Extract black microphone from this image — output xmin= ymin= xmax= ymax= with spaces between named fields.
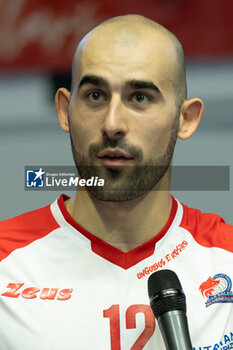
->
xmin=148 ymin=269 xmax=192 ymax=350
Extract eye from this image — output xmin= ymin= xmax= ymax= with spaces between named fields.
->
xmin=87 ymin=91 xmax=105 ymax=102
xmin=131 ymin=92 xmax=151 ymax=103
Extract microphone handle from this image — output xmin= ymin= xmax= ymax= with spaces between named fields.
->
xmin=157 ymin=310 xmax=193 ymax=350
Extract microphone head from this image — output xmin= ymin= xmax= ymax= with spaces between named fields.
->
xmin=148 ymin=269 xmax=186 ymax=318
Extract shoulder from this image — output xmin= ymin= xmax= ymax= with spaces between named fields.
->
xmin=0 ymin=203 xmax=60 ymax=262
xmin=0 ymin=203 xmax=59 ymax=233
xmin=179 ymin=201 xmax=233 ymax=252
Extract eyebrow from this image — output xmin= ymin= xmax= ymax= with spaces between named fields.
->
xmin=125 ymin=80 xmax=161 ymax=94
xmin=78 ymin=75 xmax=109 ymax=90
xmin=78 ymin=75 xmax=161 ymax=94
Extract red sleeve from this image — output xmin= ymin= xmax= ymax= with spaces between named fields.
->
xmin=0 ymin=205 xmax=60 ymax=262
xmin=180 ymin=203 xmax=233 ymax=253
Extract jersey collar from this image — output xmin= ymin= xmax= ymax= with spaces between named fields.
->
xmin=57 ymin=194 xmax=178 ymax=269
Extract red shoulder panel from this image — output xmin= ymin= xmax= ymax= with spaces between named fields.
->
xmin=0 ymin=205 xmax=60 ymax=262
xmin=180 ymin=203 xmax=233 ymax=253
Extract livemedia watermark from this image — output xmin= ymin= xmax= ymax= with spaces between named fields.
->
xmin=25 ymin=165 xmax=230 ymax=191
xmin=25 ymin=166 xmax=104 ymax=191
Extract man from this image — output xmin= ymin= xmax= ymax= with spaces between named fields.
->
xmin=0 ymin=14 xmax=232 ymax=350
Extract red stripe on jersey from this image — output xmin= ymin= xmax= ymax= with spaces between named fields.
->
xmin=0 ymin=206 xmax=60 ymax=262
xmin=180 ymin=203 xmax=233 ymax=253
xmin=58 ymin=194 xmax=178 ymax=269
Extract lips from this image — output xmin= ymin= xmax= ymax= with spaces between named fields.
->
xmin=98 ymin=149 xmax=132 ymax=159
xmin=97 ymin=149 xmax=133 ymax=167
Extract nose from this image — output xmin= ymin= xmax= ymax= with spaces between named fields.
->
xmin=101 ymin=95 xmax=128 ymax=139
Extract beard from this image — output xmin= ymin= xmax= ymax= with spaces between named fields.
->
xmin=69 ymin=112 xmax=180 ymax=202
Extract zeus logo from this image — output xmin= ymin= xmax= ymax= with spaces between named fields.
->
xmin=1 ymin=283 xmax=73 ymax=301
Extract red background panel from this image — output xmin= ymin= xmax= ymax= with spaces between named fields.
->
xmin=0 ymin=0 xmax=232 ymax=72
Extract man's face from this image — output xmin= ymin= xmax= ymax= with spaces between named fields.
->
xmin=68 ymin=27 xmax=180 ymax=201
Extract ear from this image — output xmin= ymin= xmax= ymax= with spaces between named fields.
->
xmin=55 ymin=88 xmax=71 ymax=133
xmin=177 ymin=98 xmax=204 ymax=140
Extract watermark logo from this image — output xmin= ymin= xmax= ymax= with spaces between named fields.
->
xmin=25 ymin=166 xmax=105 ymax=191
xmin=26 ymin=168 xmax=45 ymax=188
xmin=25 ymin=165 xmax=229 ymax=191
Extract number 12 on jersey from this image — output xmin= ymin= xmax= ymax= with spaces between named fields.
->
xmin=103 ymin=304 xmax=156 ymax=349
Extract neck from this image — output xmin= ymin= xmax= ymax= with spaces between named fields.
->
xmin=65 ymin=175 xmax=172 ymax=252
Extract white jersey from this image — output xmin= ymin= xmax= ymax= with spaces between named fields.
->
xmin=0 ymin=194 xmax=232 ymax=350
